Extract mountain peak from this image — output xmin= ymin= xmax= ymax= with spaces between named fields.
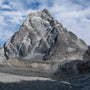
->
xmin=0 ymin=9 xmax=90 ymax=78
xmin=3 ymin=9 xmax=87 ymax=60
xmin=42 ymin=9 xmax=53 ymax=17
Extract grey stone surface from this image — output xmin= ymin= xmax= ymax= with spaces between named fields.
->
xmin=0 ymin=73 xmax=90 ymax=90
xmin=0 ymin=9 xmax=89 ymax=78
xmin=0 ymin=9 xmax=89 ymax=77
xmin=3 ymin=9 xmax=88 ymax=60
xmin=0 ymin=9 xmax=90 ymax=90
xmin=85 ymin=46 xmax=90 ymax=56
xmin=0 ymin=47 xmax=5 ymax=61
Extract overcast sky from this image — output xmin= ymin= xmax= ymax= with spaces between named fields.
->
xmin=0 ymin=0 xmax=90 ymax=46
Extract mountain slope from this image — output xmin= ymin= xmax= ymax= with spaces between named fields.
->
xmin=4 ymin=9 xmax=88 ymax=60
xmin=0 ymin=9 xmax=89 ymax=78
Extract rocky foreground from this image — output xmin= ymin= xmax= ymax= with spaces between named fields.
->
xmin=0 ymin=72 xmax=90 ymax=90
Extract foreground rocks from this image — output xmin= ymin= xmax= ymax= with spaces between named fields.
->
xmin=0 ymin=72 xmax=90 ymax=90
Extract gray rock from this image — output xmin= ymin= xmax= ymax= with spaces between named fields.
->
xmin=83 ymin=45 xmax=90 ymax=60
xmin=0 ymin=47 xmax=5 ymax=61
xmin=0 ymin=72 xmax=90 ymax=90
xmin=85 ymin=46 xmax=90 ymax=56
xmin=0 ymin=9 xmax=90 ymax=90
xmin=3 ymin=9 xmax=88 ymax=60
xmin=0 ymin=9 xmax=89 ymax=78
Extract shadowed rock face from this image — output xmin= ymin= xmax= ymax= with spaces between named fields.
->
xmin=3 ymin=9 xmax=88 ymax=60
xmin=85 ymin=46 xmax=90 ymax=56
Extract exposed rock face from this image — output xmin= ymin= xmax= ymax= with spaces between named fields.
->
xmin=0 ymin=9 xmax=89 ymax=78
xmin=77 ymin=61 xmax=90 ymax=74
xmin=0 ymin=47 xmax=5 ymax=61
xmin=0 ymin=9 xmax=90 ymax=90
xmin=86 ymin=46 xmax=90 ymax=56
xmin=4 ymin=9 xmax=88 ymax=60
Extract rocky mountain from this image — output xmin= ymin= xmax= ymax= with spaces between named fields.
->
xmin=0 ymin=9 xmax=90 ymax=78
xmin=4 ymin=9 xmax=88 ymax=61
xmin=0 ymin=9 xmax=90 ymax=90
xmin=0 ymin=47 xmax=5 ymax=61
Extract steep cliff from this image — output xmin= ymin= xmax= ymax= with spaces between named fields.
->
xmin=0 ymin=9 xmax=89 ymax=78
xmin=4 ymin=9 xmax=88 ymax=60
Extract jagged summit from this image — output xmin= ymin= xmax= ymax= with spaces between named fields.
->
xmin=0 ymin=9 xmax=90 ymax=78
xmin=3 ymin=9 xmax=87 ymax=60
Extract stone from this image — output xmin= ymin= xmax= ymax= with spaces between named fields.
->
xmin=85 ymin=45 xmax=90 ymax=56
xmin=0 ymin=9 xmax=89 ymax=78
xmin=0 ymin=47 xmax=5 ymax=61
xmin=3 ymin=9 xmax=88 ymax=61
